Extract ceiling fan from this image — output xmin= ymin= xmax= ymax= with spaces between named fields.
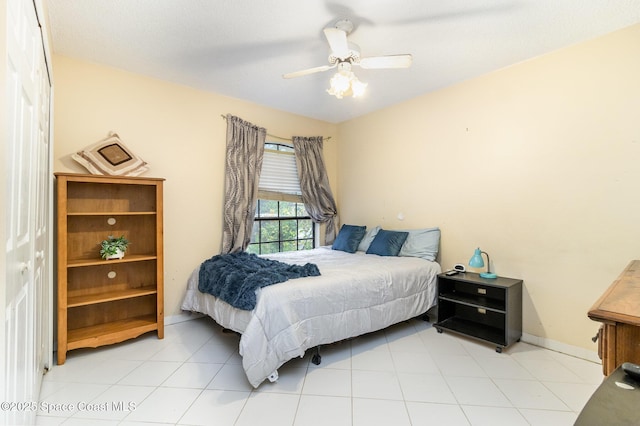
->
xmin=283 ymin=19 xmax=412 ymax=98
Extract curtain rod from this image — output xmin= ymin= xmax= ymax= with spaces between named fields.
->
xmin=220 ymin=114 xmax=331 ymax=141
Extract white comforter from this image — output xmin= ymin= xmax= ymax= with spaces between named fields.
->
xmin=181 ymin=247 xmax=441 ymax=387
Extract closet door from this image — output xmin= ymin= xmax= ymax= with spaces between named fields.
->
xmin=3 ymin=0 xmax=52 ymax=424
xmin=33 ymin=32 xmax=52 ymax=385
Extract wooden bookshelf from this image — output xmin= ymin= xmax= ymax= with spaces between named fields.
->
xmin=55 ymin=173 xmax=164 ymax=364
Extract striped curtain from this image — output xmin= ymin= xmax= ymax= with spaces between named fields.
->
xmin=221 ymin=115 xmax=266 ymax=253
xmin=292 ymin=136 xmax=339 ymax=244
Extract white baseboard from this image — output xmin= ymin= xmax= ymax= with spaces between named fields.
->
xmin=521 ymin=332 xmax=601 ymax=364
xmin=165 ymin=311 xmax=204 ymax=326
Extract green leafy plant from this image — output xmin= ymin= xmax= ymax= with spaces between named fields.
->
xmin=100 ymin=235 xmax=130 ymax=259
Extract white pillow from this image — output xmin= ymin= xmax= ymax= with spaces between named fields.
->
xmin=72 ymin=132 xmax=149 ymax=176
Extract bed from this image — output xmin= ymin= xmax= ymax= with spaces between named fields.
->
xmin=181 ymin=227 xmax=441 ymax=388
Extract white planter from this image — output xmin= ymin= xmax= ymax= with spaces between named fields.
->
xmin=106 ymin=248 xmax=125 ymax=260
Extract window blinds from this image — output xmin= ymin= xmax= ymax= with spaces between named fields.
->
xmin=259 ymin=149 xmax=302 ymax=196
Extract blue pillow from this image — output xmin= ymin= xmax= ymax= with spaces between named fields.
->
xmin=332 ymin=225 xmax=367 ymax=253
xmin=366 ymin=229 xmax=409 ymax=256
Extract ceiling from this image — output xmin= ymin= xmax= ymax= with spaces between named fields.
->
xmin=46 ymin=0 xmax=640 ymax=124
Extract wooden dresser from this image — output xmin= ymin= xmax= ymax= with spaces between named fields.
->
xmin=588 ymin=260 xmax=640 ymax=375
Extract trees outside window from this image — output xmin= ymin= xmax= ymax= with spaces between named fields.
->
xmin=247 ymin=200 xmax=314 ymax=254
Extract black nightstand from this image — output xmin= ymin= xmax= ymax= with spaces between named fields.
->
xmin=435 ymin=272 xmax=522 ymax=352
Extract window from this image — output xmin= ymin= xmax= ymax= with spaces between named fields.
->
xmin=247 ymin=200 xmax=314 ymax=254
xmin=246 ymin=143 xmax=315 ymax=254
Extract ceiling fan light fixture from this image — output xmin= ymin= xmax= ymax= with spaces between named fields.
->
xmin=351 ymin=78 xmax=367 ymax=97
xmin=285 ymin=19 xmax=410 ymax=99
xmin=327 ymin=67 xmax=367 ymax=99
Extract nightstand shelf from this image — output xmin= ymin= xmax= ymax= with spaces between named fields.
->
xmin=436 ymin=317 xmax=505 ymax=345
xmin=435 ymin=272 xmax=522 ymax=352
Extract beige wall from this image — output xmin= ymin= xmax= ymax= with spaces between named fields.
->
xmin=53 ymin=23 xmax=640 ymax=356
xmin=337 ymin=24 xmax=640 ymax=352
xmin=52 ymin=55 xmax=338 ymax=317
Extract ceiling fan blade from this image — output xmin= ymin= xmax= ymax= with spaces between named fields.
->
xmin=359 ymin=54 xmax=413 ymax=69
xmin=323 ymin=27 xmax=349 ymax=58
xmin=283 ymin=64 xmax=335 ymax=79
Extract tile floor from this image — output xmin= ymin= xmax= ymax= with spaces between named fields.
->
xmin=36 ymin=317 xmax=603 ymax=425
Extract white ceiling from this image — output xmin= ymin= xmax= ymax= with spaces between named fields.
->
xmin=46 ymin=0 xmax=640 ymax=124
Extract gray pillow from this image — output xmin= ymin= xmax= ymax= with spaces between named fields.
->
xmin=357 ymin=225 xmax=381 ymax=252
xmin=398 ymin=227 xmax=441 ymax=261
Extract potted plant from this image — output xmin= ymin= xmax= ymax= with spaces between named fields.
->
xmin=100 ymin=235 xmax=130 ymax=260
